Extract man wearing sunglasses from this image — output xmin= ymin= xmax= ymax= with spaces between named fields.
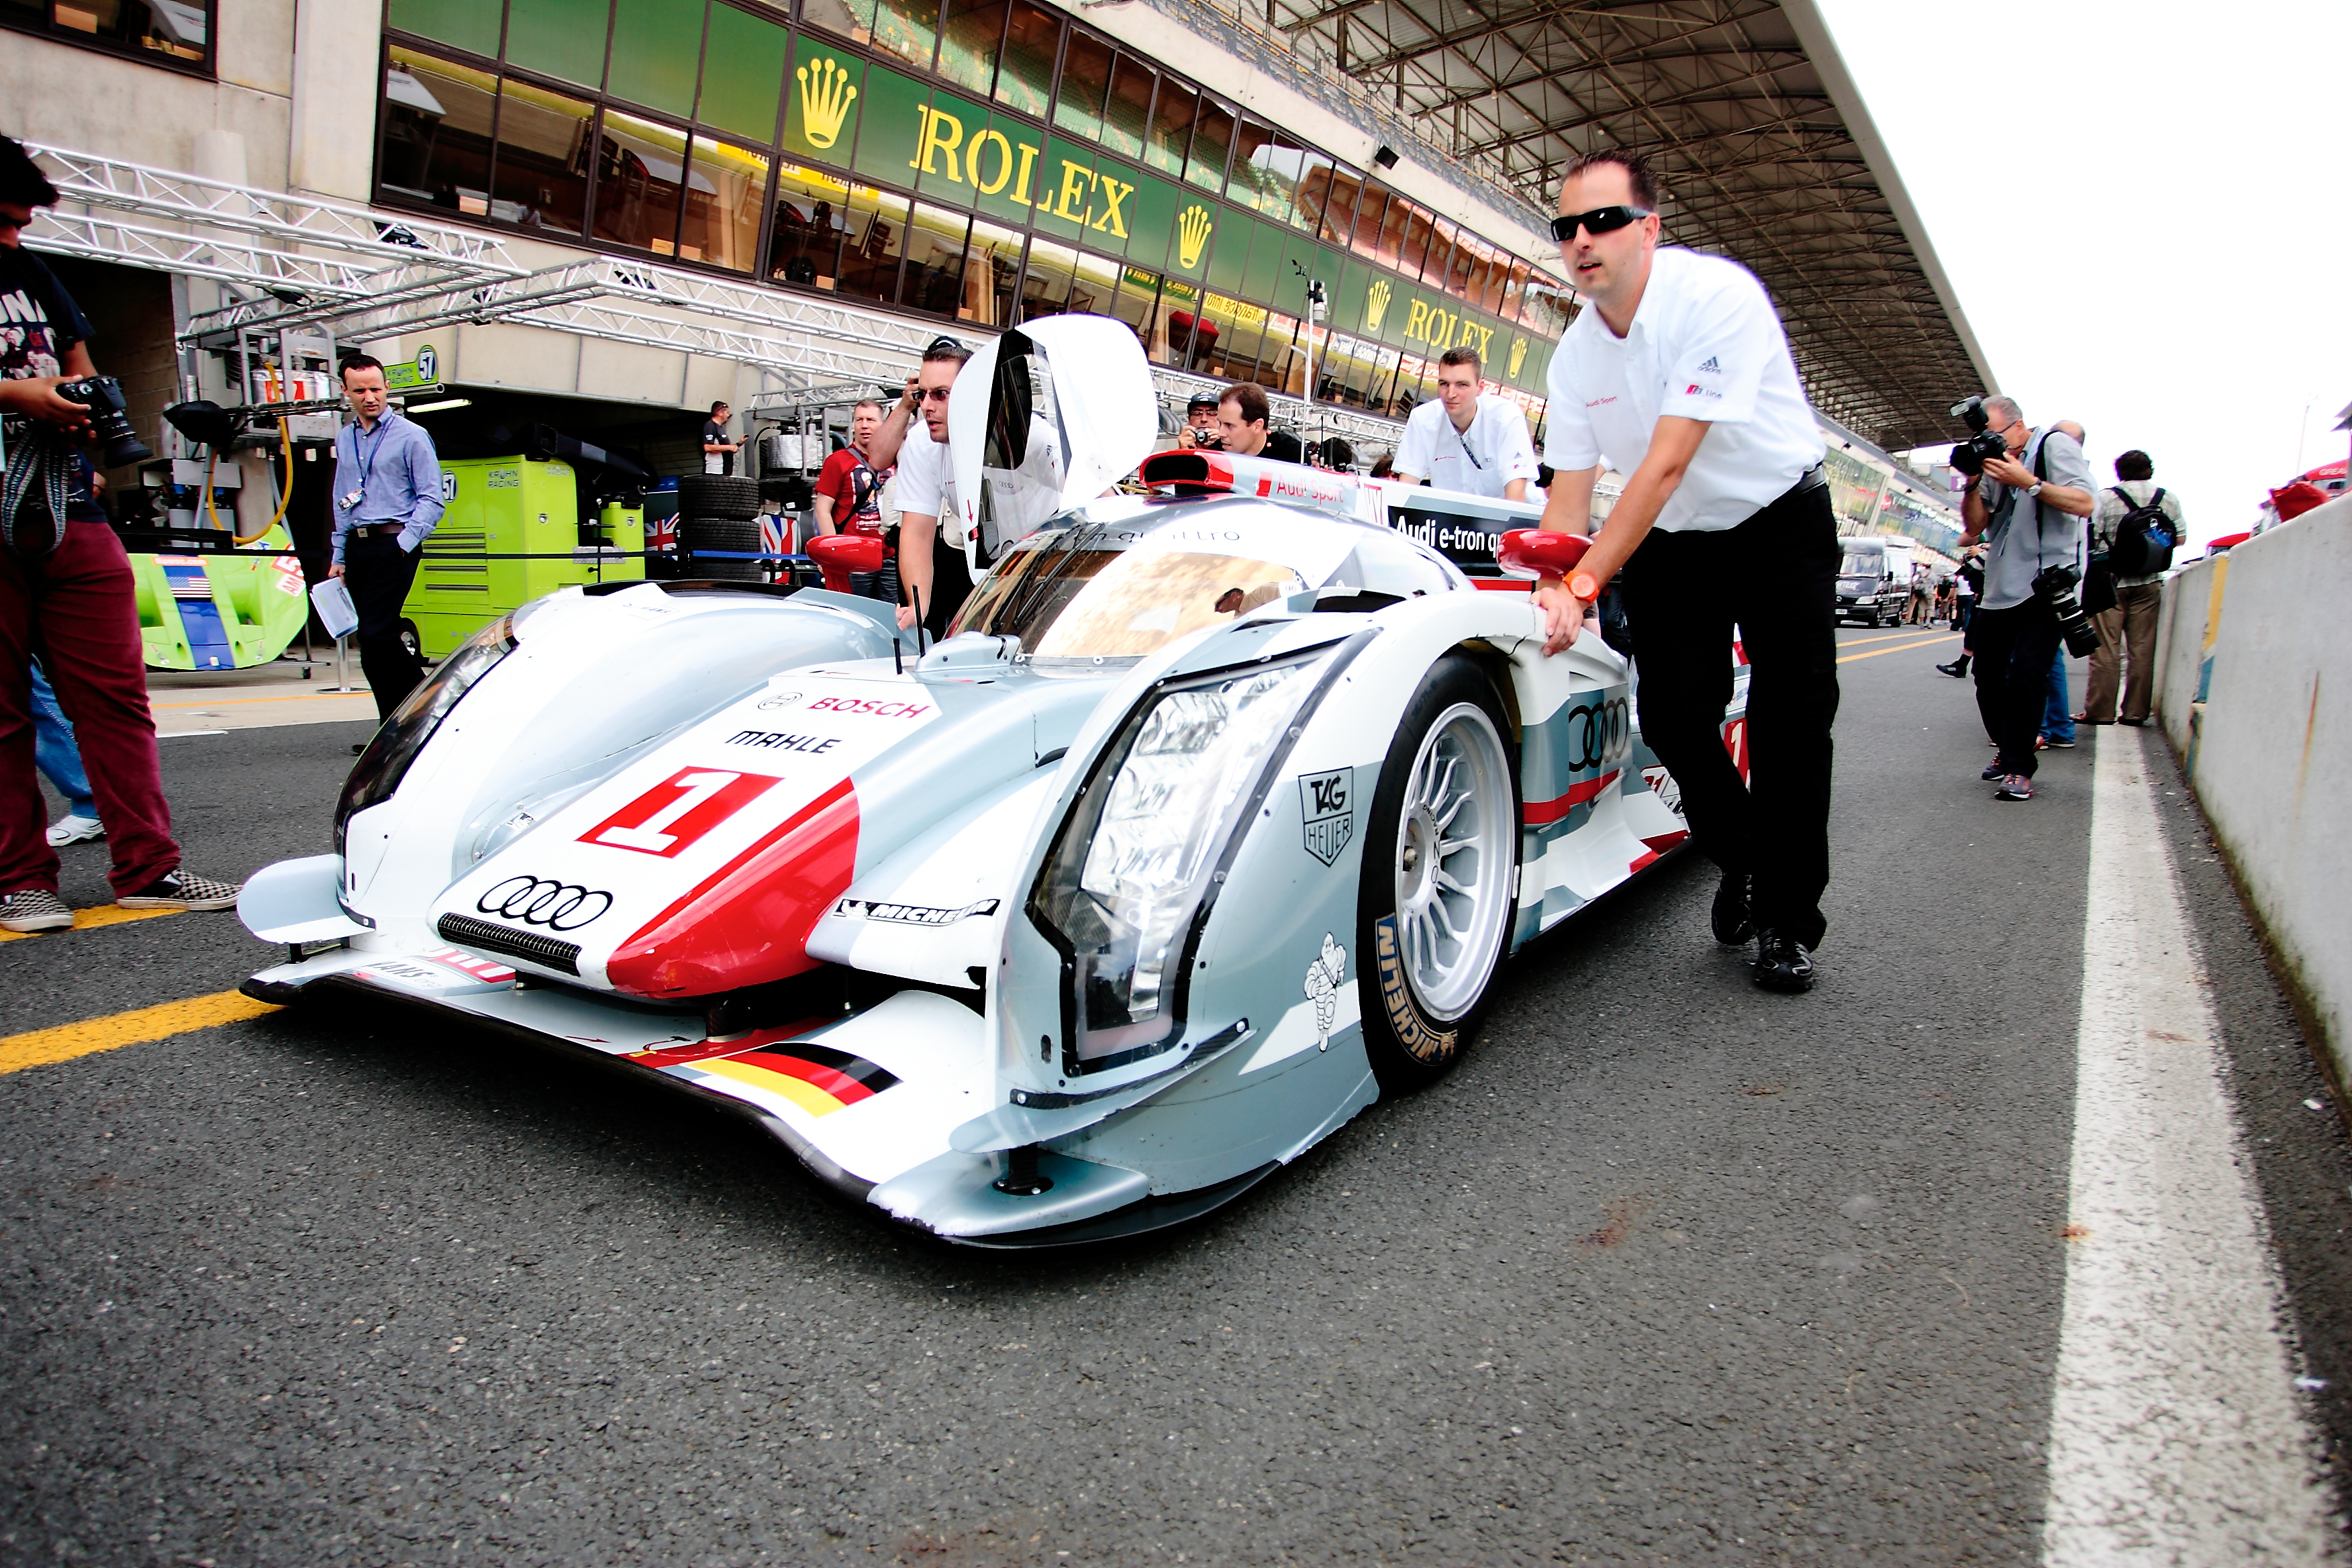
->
xmin=1528 ymin=148 xmax=1836 ymax=994
xmin=867 ymin=337 xmax=975 ymax=639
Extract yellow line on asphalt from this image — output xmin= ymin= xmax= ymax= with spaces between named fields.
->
xmin=0 ymin=989 xmax=279 ymax=1075
xmin=1839 ymin=625 xmax=1959 ymax=647
xmin=1839 ymin=633 xmax=1960 ymax=664
xmin=0 ymin=905 xmax=183 ymax=944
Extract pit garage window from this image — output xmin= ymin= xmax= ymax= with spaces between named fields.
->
xmin=3 ymin=0 xmax=211 ymax=75
xmin=957 ymin=538 xmax=1304 ymax=663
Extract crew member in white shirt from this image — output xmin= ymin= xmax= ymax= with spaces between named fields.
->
xmin=871 ymin=338 xmax=975 ymax=639
xmin=1392 ymin=347 xmax=1539 ymax=500
xmin=1528 ymin=148 xmax=1836 ymax=994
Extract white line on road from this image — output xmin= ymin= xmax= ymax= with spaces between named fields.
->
xmin=2043 ymin=728 xmax=2340 ymax=1563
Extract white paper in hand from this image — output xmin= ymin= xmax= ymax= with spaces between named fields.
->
xmin=310 ymin=575 xmax=359 ymax=639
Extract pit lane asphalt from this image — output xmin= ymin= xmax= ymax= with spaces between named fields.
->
xmin=5 ymin=632 xmax=2349 ymax=1567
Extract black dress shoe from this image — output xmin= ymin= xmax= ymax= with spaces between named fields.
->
xmin=1753 ymin=929 xmax=1816 ymax=993
xmin=1712 ymin=870 xmax=1756 ymax=945
xmin=1936 ymin=656 xmax=1971 ymax=679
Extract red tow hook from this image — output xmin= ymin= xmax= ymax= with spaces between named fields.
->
xmin=806 ymin=532 xmax=886 ymax=595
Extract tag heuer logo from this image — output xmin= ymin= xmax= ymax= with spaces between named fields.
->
xmin=1299 ymin=769 xmax=1354 ymax=866
xmin=1696 ymin=356 xmax=1720 ymax=373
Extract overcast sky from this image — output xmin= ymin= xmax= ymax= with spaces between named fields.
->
xmin=1817 ymin=0 xmax=2351 ymax=548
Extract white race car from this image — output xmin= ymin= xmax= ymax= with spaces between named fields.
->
xmin=238 ymin=317 xmax=1745 ymax=1245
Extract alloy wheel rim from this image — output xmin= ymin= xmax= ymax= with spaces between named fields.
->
xmin=1391 ymin=702 xmax=1512 ymax=1020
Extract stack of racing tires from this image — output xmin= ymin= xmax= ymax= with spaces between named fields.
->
xmin=677 ymin=475 xmax=765 ymax=581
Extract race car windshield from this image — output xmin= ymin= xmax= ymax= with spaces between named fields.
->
xmin=956 ymin=532 xmax=1304 ymax=663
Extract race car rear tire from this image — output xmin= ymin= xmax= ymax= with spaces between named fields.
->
xmin=1356 ymin=652 xmax=1519 ymax=1093
xmin=678 ymin=474 xmax=762 ymax=520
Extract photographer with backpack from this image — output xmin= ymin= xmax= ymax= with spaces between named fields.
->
xmin=2080 ymin=450 xmax=2181 ymax=728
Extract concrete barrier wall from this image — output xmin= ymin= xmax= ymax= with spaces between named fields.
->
xmin=2152 ymin=495 xmax=2351 ymax=1082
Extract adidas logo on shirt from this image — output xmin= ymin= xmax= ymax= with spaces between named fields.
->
xmin=1696 ymin=356 xmax=1721 ymax=373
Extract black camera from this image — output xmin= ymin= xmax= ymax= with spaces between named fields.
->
xmin=1947 ymin=395 xmax=2008 ymax=478
xmin=56 ymin=375 xmax=154 ymax=467
xmin=2033 ymin=562 xmax=2102 ymax=658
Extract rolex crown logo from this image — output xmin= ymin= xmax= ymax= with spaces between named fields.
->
xmin=1176 ymin=204 xmax=1214 ymax=270
xmin=1508 ymin=336 xmax=1528 ymax=377
xmin=1365 ymin=278 xmax=1391 ymax=333
xmin=795 ymin=56 xmax=859 ymax=150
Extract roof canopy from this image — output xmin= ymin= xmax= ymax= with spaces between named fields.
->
xmin=1270 ymin=0 xmax=1992 ymax=451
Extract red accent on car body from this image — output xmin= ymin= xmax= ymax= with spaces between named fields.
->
xmin=807 ymin=533 xmax=888 ymax=593
xmin=604 ymin=779 xmax=860 ymax=998
xmin=1495 ymin=529 xmax=1592 ymax=581
xmin=1522 ymin=767 xmax=1622 ymax=826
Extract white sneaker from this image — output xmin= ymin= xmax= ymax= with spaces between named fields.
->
xmin=45 ymin=814 xmax=105 ymax=848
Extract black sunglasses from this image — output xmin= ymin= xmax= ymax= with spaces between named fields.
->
xmin=1550 ymin=205 xmax=1654 ymax=243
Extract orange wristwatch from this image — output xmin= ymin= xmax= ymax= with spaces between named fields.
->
xmin=1566 ymin=571 xmax=1600 ymax=603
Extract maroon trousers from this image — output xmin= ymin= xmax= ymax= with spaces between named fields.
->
xmin=1 ymin=518 xmax=179 ymax=897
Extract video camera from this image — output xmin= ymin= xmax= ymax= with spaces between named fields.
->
xmin=1947 ymin=395 xmax=2007 ymax=478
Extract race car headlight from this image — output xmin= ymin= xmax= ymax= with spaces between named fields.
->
xmin=1029 ymin=651 xmax=1327 ymax=1066
xmin=334 ymin=613 xmax=518 ymax=850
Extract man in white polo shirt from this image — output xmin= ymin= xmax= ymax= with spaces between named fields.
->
xmin=1393 ymin=346 xmax=1538 ymax=500
xmin=1528 ymin=148 xmax=1835 ymax=994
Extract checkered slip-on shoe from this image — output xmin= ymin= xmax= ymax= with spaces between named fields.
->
xmin=117 ymin=871 xmax=242 ymax=911
xmin=0 ymin=889 xmax=75 ymax=933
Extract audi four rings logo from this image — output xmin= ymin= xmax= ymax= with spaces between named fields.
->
xmin=476 ymin=876 xmax=614 ymax=931
xmin=1564 ymin=697 xmax=1632 ymax=771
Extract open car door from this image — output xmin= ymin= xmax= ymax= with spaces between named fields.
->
xmin=946 ymin=315 xmax=1158 ymax=577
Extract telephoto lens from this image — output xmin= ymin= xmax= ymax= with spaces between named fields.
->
xmin=2034 ymin=564 xmax=2102 ymax=658
xmin=55 ymin=375 xmax=154 ymax=467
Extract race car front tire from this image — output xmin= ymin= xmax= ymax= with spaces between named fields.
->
xmin=1356 ymin=653 xmax=1520 ymax=1093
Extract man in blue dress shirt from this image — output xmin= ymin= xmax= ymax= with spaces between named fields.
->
xmin=328 ymin=355 xmax=443 ymax=719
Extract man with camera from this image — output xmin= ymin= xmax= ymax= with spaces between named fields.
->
xmin=1954 ymin=395 xmax=2094 ymax=801
xmin=1529 ymin=148 xmax=1837 ymax=993
xmin=0 ymin=136 xmax=240 ymax=931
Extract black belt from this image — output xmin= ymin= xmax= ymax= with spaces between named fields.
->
xmin=352 ymin=522 xmax=405 ymax=537
xmin=1785 ymin=462 xmax=1828 ymax=499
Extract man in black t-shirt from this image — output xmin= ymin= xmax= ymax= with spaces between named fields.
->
xmin=700 ymin=399 xmax=738 ymax=475
xmin=1212 ymin=382 xmax=1303 ymax=464
xmin=0 ymin=136 xmax=240 ymax=930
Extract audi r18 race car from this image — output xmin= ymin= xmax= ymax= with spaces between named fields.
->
xmin=237 ymin=316 xmax=1746 ymax=1245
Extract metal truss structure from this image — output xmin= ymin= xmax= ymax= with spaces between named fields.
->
xmin=1226 ymin=0 xmax=1989 ymax=451
xmin=23 ymin=142 xmax=525 ymax=313
xmin=20 ymin=142 xmax=1414 ymax=448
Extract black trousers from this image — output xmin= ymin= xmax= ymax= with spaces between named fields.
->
xmin=1968 ymin=599 xmax=2061 ymax=779
xmin=1619 ymin=479 xmax=1841 ymax=949
xmin=345 ymin=531 xmax=425 ymax=721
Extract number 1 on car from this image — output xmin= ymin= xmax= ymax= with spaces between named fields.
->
xmin=583 ymin=769 xmax=782 ymax=857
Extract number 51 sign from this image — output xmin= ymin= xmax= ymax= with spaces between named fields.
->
xmin=583 ymin=769 xmax=781 ymax=857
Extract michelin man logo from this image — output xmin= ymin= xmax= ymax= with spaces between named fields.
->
xmin=1304 ymin=933 xmax=1346 ymax=1050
